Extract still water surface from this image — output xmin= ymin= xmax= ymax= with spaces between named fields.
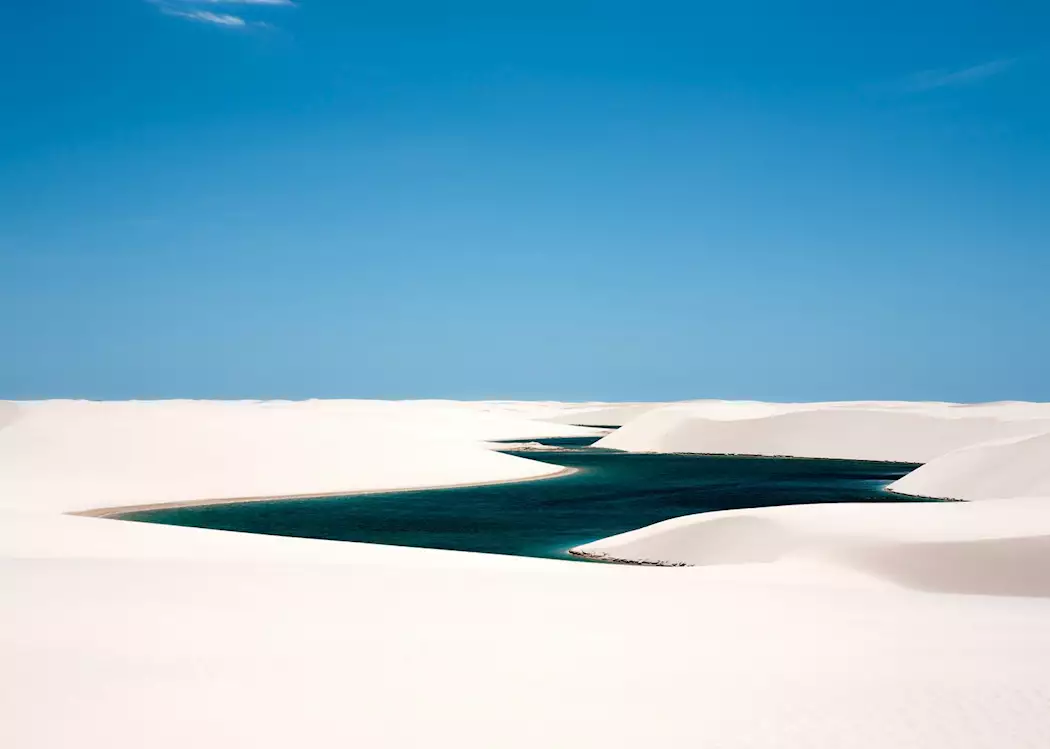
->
xmin=120 ymin=437 xmax=922 ymax=560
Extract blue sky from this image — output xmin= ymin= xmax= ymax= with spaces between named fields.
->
xmin=2 ymin=1 xmax=1048 ymax=401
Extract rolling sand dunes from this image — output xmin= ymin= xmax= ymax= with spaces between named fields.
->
xmin=595 ymin=400 xmax=1050 ymax=461
xmin=3 ymin=398 xmax=1050 ymax=748
xmin=576 ymin=401 xmax=1050 ymax=595
xmin=890 ymin=430 xmax=1050 ymax=500
xmin=0 ymin=400 xmax=598 ymax=513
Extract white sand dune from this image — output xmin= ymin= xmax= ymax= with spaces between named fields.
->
xmin=0 ymin=507 xmax=561 ymax=568
xmin=890 ymin=431 xmax=1050 ymax=500
xmin=542 ymin=401 xmax=666 ymax=426
xmin=0 ymin=399 xmax=597 ymax=514
xmin=595 ymin=400 xmax=1050 ymax=461
xmin=578 ymin=412 xmax=1050 ymax=595
xmin=571 ymin=498 xmax=1050 ymax=597
xmin=4 ymin=398 xmax=1050 ymax=748
xmin=8 ymin=551 xmax=1050 ymax=749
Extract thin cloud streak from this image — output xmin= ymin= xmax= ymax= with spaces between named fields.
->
xmin=148 ymin=0 xmax=294 ymax=28
xmin=182 ymin=0 xmax=296 ymax=5
xmin=905 ymin=59 xmax=1016 ymax=92
xmin=159 ymin=8 xmax=248 ymax=26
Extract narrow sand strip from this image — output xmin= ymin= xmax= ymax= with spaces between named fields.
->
xmin=73 ymin=465 xmax=579 ymax=518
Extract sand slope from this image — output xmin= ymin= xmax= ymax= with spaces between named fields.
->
xmin=595 ymin=400 xmax=1050 ymax=461
xmin=7 ymin=553 xmax=1050 ymax=749
xmin=576 ymin=413 xmax=1050 ymax=597
xmin=890 ymin=431 xmax=1050 ymax=500
xmin=542 ymin=402 xmax=666 ymax=426
xmin=0 ymin=399 xmax=596 ymax=513
xmin=572 ymin=499 xmax=1050 ymax=597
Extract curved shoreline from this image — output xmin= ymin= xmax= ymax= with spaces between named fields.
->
xmin=70 ymin=448 xmax=926 ymax=520
xmin=567 ymin=549 xmax=690 ymax=567
xmin=603 ymin=449 xmax=925 ymax=465
xmin=883 ymin=486 xmax=965 ymax=502
xmin=76 ymin=452 xmax=923 ymax=540
xmin=80 ymin=452 xmax=925 ymax=566
xmin=72 ymin=465 xmax=580 ymax=519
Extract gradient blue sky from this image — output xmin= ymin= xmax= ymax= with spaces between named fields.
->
xmin=2 ymin=1 xmax=1048 ymax=401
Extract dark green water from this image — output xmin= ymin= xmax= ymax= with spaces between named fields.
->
xmin=119 ymin=437 xmax=923 ymax=561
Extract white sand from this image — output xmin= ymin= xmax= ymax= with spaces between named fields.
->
xmin=890 ymin=431 xmax=1050 ymax=500
xmin=571 ymin=498 xmax=1050 ymax=596
xmin=542 ymin=401 xmax=666 ymax=426
xmin=577 ymin=401 xmax=1050 ymax=593
xmin=0 ymin=399 xmax=599 ymax=513
xmin=3 ymin=398 xmax=1050 ymax=748
xmin=595 ymin=399 xmax=1050 ymax=461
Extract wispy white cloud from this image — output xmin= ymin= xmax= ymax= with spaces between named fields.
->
xmin=159 ymin=8 xmax=249 ymax=26
xmin=904 ymin=59 xmax=1016 ymax=92
xmin=147 ymin=0 xmax=295 ymax=28
xmin=182 ymin=0 xmax=296 ymax=5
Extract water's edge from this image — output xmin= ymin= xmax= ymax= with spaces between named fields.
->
xmin=71 ymin=465 xmax=580 ymax=519
xmin=112 ymin=439 xmax=924 ymax=562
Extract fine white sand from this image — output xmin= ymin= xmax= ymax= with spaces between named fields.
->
xmin=542 ymin=401 xmax=666 ymax=426
xmin=571 ymin=498 xmax=1050 ymax=596
xmin=3 ymin=398 xmax=1050 ymax=748
xmin=0 ymin=399 xmax=599 ymax=514
xmin=889 ymin=431 xmax=1050 ymax=500
xmin=577 ymin=401 xmax=1050 ymax=594
xmin=595 ymin=399 xmax=1050 ymax=461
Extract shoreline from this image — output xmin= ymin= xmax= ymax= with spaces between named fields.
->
xmin=73 ymin=450 xmax=932 ymax=526
xmin=567 ymin=549 xmax=690 ymax=567
xmin=600 ymin=449 xmax=924 ymax=466
xmin=72 ymin=465 xmax=581 ymax=519
xmin=883 ymin=485 xmax=965 ymax=502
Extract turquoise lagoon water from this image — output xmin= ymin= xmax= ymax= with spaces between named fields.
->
xmin=118 ymin=436 xmax=923 ymax=561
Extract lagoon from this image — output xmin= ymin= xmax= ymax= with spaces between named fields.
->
xmin=119 ymin=437 xmax=923 ymax=560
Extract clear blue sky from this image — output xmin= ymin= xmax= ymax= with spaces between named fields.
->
xmin=2 ymin=1 xmax=1048 ymax=402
